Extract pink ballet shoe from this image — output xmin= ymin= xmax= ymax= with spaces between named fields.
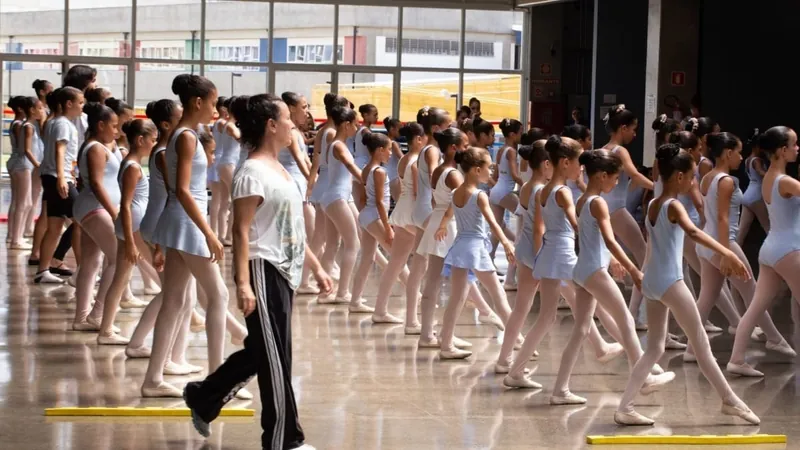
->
xmin=503 ymin=374 xmax=542 ymax=389
xmin=439 ymin=348 xmax=472 ymax=360
xmin=721 ymin=403 xmax=760 ymax=425
xmin=478 ymin=312 xmax=505 ymax=331
xmin=550 ymin=391 xmax=587 ymax=405
xmin=766 ymin=339 xmax=796 ymax=357
xmin=404 ymin=323 xmax=422 ymax=335
xmin=640 ymin=371 xmax=676 ymax=395
xmin=142 ymin=382 xmax=183 ymax=398
xmin=614 ymin=410 xmax=655 ymax=426
xmin=596 ymin=343 xmax=624 ymax=364
xmin=726 ymin=362 xmax=764 ymax=377
xmin=97 ymin=332 xmax=130 ymax=345
xmin=371 ymin=313 xmax=403 ymax=324
xmin=125 ymin=345 xmax=152 ymax=358
xmin=348 ymin=301 xmax=375 ymax=314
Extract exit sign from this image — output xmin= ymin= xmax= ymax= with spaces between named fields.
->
xmin=671 ymin=71 xmax=686 ymax=86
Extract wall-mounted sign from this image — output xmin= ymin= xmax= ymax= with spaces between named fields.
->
xmin=671 ymin=71 xmax=686 ymax=86
xmin=534 ymin=87 xmax=543 ymax=98
xmin=540 ymin=63 xmax=551 ymax=75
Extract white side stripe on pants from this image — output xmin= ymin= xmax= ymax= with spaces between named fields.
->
xmin=253 ymin=261 xmax=287 ymax=450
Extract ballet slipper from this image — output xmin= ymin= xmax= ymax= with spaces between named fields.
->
xmin=452 ymin=336 xmax=472 ymax=349
xmin=503 ymin=374 xmax=542 ymax=389
xmin=550 ymin=391 xmax=587 ymax=405
xmin=726 ymin=362 xmax=764 ymax=377
xmin=120 ymin=296 xmax=149 ymax=309
xmin=704 ymin=321 xmax=723 ymax=333
xmin=651 ymin=364 xmax=665 ymax=375
xmin=142 ymin=382 xmax=183 ymax=398
xmin=125 ymin=345 xmax=152 ymax=358
xmin=371 ymin=313 xmax=403 ymax=324
xmin=494 ymin=362 xmax=531 ymax=375
xmin=478 ymin=312 xmax=505 ymax=331
xmin=596 ymin=343 xmax=625 ymax=364
xmin=72 ymin=320 xmax=99 ymax=332
xmin=439 ymin=348 xmax=472 ymax=360
xmin=418 ymin=336 xmax=440 ymax=348
xmin=766 ymin=339 xmax=796 ymax=357
xmin=751 ymin=326 xmax=767 ymax=342
xmin=97 ymin=332 xmax=130 ymax=345
xmin=348 ymin=302 xmax=375 ymax=314
xmin=721 ymin=403 xmax=760 ymax=425
xmin=614 ymin=410 xmax=655 ymax=426
xmin=163 ymin=361 xmax=193 ymax=376
xmin=404 ymin=323 xmax=422 ymax=335
xmin=297 ymin=284 xmax=321 ymax=295
xmin=640 ymin=371 xmax=676 ymax=395
xmin=86 ymin=316 xmax=120 ymax=333
xmin=665 ymin=336 xmax=687 ymax=350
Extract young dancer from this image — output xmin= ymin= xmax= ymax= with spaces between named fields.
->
xmin=689 ymin=132 xmax=794 ymax=361
xmin=615 ymin=143 xmax=758 ymax=426
xmin=505 ymin=137 xmax=625 ymax=389
xmin=729 ymin=126 xmax=800 ymax=377
xmin=419 ymin=129 xmax=504 ymax=347
xmin=208 ymin=96 xmax=227 ymax=236
xmin=686 ymin=116 xmax=719 ymax=180
xmin=21 ymin=97 xmax=46 ymax=241
xmin=404 ymin=107 xmax=449 ymax=327
xmin=737 ymin=129 xmax=770 ymax=245
xmin=384 ymin=116 xmax=404 ymax=202
xmin=495 ymin=140 xmax=550 ymax=372
xmin=7 ymin=97 xmax=41 ymax=250
xmin=600 ymin=105 xmax=654 ymax=328
xmin=319 ymin=106 xmax=362 ymax=304
xmin=562 ymin=124 xmax=590 ymax=203
xmin=143 ymin=74 xmax=230 ymax=398
xmin=439 ymin=146 xmax=516 ymax=360
xmin=280 ymin=92 xmax=317 ymax=294
xmin=218 ymin=98 xmax=242 ymax=245
xmin=35 ymin=87 xmax=84 ymax=284
xmin=184 ymin=94 xmax=330 ymax=450
xmin=352 ymin=104 xmax=378 ymax=210
xmin=72 ymin=102 xmax=123 ymax=332
xmin=93 ymin=119 xmax=158 ymax=344
xmin=372 ymin=122 xmax=425 ymax=324
xmin=490 ymin=119 xmax=523 ymax=289
xmin=350 ymin=133 xmax=394 ymax=314
xmin=557 ymin=149 xmax=675 ymax=401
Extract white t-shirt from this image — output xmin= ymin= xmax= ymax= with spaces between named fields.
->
xmin=40 ymin=116 xmax=80 ymax=182
xmin=232 ymin=158 xmax=306 ymax=290
xmin=73 ymin=113 xmax=88 ymax=149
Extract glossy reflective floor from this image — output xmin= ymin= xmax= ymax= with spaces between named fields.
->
xmin=1 ymin=221 xmax=797 ymax=449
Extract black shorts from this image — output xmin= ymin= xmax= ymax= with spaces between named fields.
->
xmin=41 ymin=174 xmax=78 ymax=218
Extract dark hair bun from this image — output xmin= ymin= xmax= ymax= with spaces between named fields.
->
xmin=656 ymin=143 xmax=681 ymax=162
xmin=454 ymin=149 xmax=467 ymax=165
xmin=578 ymin=149 xmax=596 ymax=167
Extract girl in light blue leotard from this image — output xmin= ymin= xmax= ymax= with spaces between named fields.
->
xmin=216 ymin=98 xmax=242 ymax=244
xmin=208 ymin=97 xmax=227 ymax=237
xmin=438 ymin=146 xmax=516 ymax=360
xmin=601 ymin=105 xmax=654 ymax=330
xmin=691 ymin=132 xmax=792 ymax=363
xmin=352 ymin=104 xmax=378 ymax=211
xmin=618 ymin=144 xmax=758 ymax=427
xmin=730 ymin=126 xmax=800 ymax=378
xmin=562 ymin=124 xmax=593 ymax=204
xmin=737 ymin=129 xmax=770 ymax=245
xmin=384 ymin=116 xmax=404 ymax=202
xmin=318 ymin=105 xmax=363 ymax=304
xmin=350 ymin=133 xmax=394 ymax=315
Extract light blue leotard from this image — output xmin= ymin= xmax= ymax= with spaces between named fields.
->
xmin=278 ymin=129 xmax=309 ymax=199
xmin=443 ymin=190 xmax=494 ymax=276
xmin=358 ymin=165 xmax=389 ymax=229
xmin=573 ymin=195 xmax=611 ymax=287
xmin=321 ymin=140 xmax=353 ymax=208
xmin=515 ymin=183 xmax=544 ymax=270
xmin=532 ymin=185 xmax=577 ymax=280
xmin=600 ymin=146 xmax=630 ymax=212
xmin=73 ymin=142 xmax=121 ymax=222
xmin=759 ymin=175 xmax=800 ymax=267
xmin=140 ymin=147 xmax=167 ymax=243
xmin=696 ymin=172 xmax=741 ymax=262
xmin=353 ymin=126 xmax=371 ymax=169
xmin=642 ymin=199 xmax=684 ymax=300
xmin=114 ymin=160 xmax=149 ymax=240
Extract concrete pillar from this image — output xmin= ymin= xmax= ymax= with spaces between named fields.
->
xmin=642 ymin=0 xmax=662 ymax=165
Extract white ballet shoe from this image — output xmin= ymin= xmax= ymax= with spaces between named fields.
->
xmin=641 ymin=371 xmax=676 ymax=395
xmin=597 ymin=343 xmax=625 ymax=364
xmin=478 ymin=312 xmax=505 ymax=331
xmin=8 ymin=242 xmax=33 ymax=250
xmin=668 ymin=332 xmax=680 ymax=340
xmin=728 ymin=326 xmax=737 ymax=335
xmin=418 ymin=336 xmax=440 ymax=348
xmin=348 ymin=302 xmax=375 ymax=314
xmin=180 ymin=363 xmax=204 ymax=374
xmin=751 ymin=326 xmax=767 ymax=342
xmin=72 ymin=320 xmax=99 ymax=332
xmin=35 ymin=270 xmax=66 ymax=284
xmin=371 ymin=313 xmax=404 ymax=324
xmin=318 ymin=293 xmax=351 ymax=305
xmin=330 ymin=264 xmax=341 ymax=281
xmin=404 ymin=323 xmax=422 ymax=335
xmin=163 ymin=361 xmax=193 ymax=376
xmin=235 ymin=388 xmax=254 ymax=400
xmin=614 ymin=410 xmax=655 ymax=426
xmin=297 ymin=285 xmax=321 ymax=296
xmin=651 ymin=364 xmax=665 ymax=375
xmin=494 ymin=362 xmax=530 ymax=375
xmin=503 ymin=374 xmax=542 ymax=389
xmin=530 ymin=350 xmax=539 ymax=360
xmin=120 ymin=297 xmax=149 ymax=309
xmin=550 ymin=391 xmax=587 ymax=405
xmin=67 ymin=273 xmax=78 ymax=287
xmin=125 ymin=345 xmax=152 ymax=358
xmin=721 ymin=403 xmax=760 ymax=425
xmin=439 ymin=348 xmax=472 ymax=360
xmin=665 ymin=336 xmax=687 ymax=350
xmin=704 ymin=321 xmax=723 ymax=333
xmin=452 ymin=336 xmax=472 ymax=349
xmin=86 ymin=316 xmax=120 ymax=334
xmin=97 ymin=332 xmax=130 ymax=345
xmin=726 ymin=362 xmax=764 ymax=377
xmin=142 ymin=382 xmax=183 ymax=398
xmin=766 ymin=339 xmax=796 ymax=357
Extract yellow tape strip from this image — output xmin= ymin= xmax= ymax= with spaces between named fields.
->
xmin=45 ymin=407 xmax=254 ymax=417
xmin=586 ymin=434 xmax=786 ymax=445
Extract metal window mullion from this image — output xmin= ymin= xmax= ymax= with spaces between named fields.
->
xmin=0 ymin=63 xmax=4 ymax=163
xmin=128 ymin=0 xmax=137 ymax=105
xmin=520 ymin=7 xmax=531 ymax=127
xmin=267 ymin=1 xmax=274 ymax=92
xmin=331 ymin=4 xmax=339 ymax=94
xmin=198 ymin=0 xmax=206 ymax=75
xmin=457 ymin=8 xmax=466 ymax=107
xmin=63 ymin=0 xmax=69 ymax=57
xmin=392 ymin=6 xmax=403 ymax=119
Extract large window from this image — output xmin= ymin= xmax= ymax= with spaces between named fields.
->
xmin=339 ymin=5 xmax=398 ymax=67
xmin=400 ymin=8 xmax=462 ymax=69
xmin=275 ymin=71 xmax=331 ymax=120
xmin=338 ymin=73 xmax=394 ymax=122
xmin=69 ymin=2 xmax=132 ymax=57
xmin=400 ymin=71 xmax=459 ymax=123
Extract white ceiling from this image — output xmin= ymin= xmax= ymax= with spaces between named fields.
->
xmin=236 ymin=0 xmax=518 ymax=11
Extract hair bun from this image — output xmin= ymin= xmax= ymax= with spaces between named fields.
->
xmin=656 ymin=143 xmax=681 ymax=162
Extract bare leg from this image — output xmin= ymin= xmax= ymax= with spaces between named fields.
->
xmin=30 ymin=200 xmax=48 ymax=259
xmin=390 ymin=178 xmax=401 ymax=203
xmin=37 ymin=216 xmax=66 ymax=273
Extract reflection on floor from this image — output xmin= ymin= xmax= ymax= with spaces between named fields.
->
xmin=1 ymin=223 xmax=797 ymax=450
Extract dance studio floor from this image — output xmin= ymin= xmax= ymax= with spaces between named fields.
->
xmin=1 ymin=224 xmax=797 ymax=449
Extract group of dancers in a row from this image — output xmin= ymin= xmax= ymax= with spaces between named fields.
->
xmin=6 ymin=68 xmax=800 ymax=445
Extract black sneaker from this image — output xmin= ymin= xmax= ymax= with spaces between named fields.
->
xmin=184 ymin=383 xmax=211 ymax=438
xmin=49 ymin=266 xmax=74 ymax=277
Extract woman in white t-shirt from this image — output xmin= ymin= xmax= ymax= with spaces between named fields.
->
xmin=184 ymin=94 xmax=330 ymax=450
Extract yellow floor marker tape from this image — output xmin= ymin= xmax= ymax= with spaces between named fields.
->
xmin=45 ymin=407 xmax=254 ymax=417
xmin=586 ymin=434 xmax=786 ymax=445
